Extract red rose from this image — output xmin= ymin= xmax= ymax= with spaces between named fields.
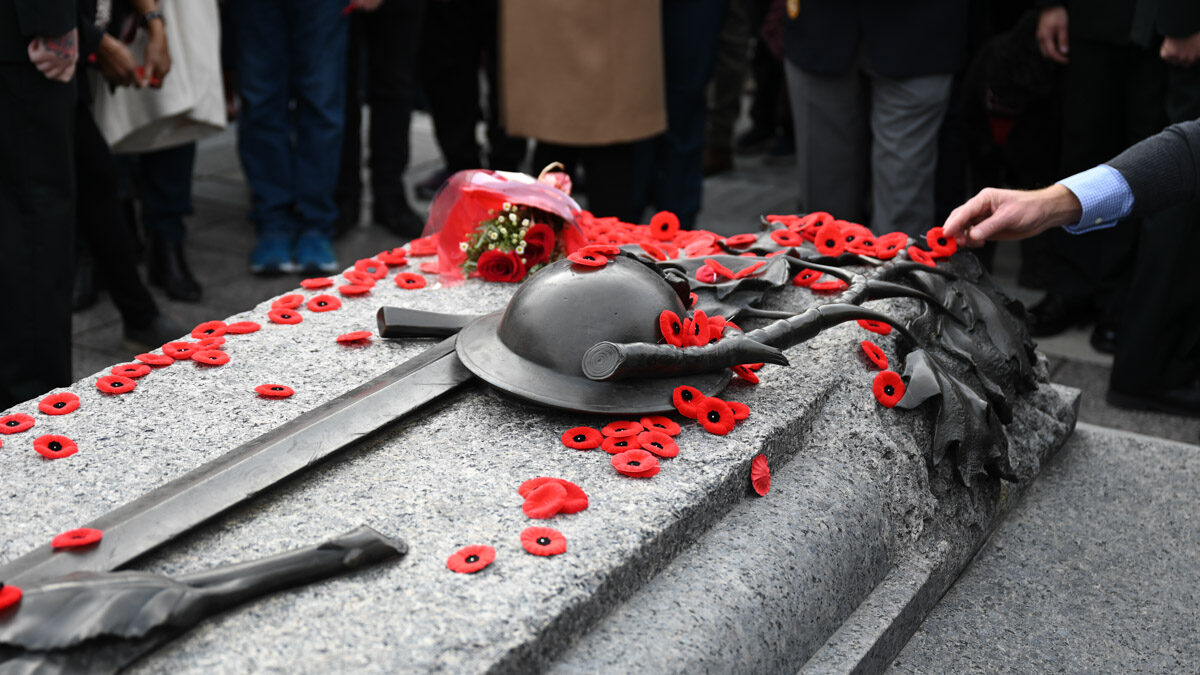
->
xmin=522 ymin=223 xmax=556 ymax=264
xmin=476 ymin=249 xmax=527 ymax=282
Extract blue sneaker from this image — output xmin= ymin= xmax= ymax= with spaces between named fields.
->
xmin=293 ymin=230 xmax=339 ymax=274
xmin=250 ymin=231 xmax=296 ymax=276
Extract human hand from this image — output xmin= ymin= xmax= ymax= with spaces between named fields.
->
xmin=942 ymin=185 xmax=1082 ymax=247
xmin=344 ymin=0 xmax=385 ymax=13
xmin=1161 ymin=32 xmax=1200 ymax=68
xmin=27 ymin=28 xmax=78 ymax=83
xmin=141 ymin=24 xmax=170 ymax=87
xmin=1036 ymin=7 xmax=1069 ymax=65
xmin=98 ymin=34 xmax=141 ymax=87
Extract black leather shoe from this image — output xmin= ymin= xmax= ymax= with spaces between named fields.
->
xmin=1106 ymin=380 xmax=1200 ymax=417
xmin=1089 ymin=322 xmax=1118 ymax=354
xmin=374 ymin=194 xmax=425 ymax=240
xmin=147 ymin=233 xmax=202 ymax=302
xmin=122 ymin=314 xmax=186 ymax=353
xmin=1026 ymin=293 xmax=1095 ymax=337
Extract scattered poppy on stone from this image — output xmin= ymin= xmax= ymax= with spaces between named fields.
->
xmin=33 ymin=434 xmax=77 ymax=459
xmin=728 ymin=400 xmax=750 ymax=420
xmin=522 ymin=481 xmax=567 ymax=519
xmin=770 ymin=229 xmax=805 ymax=247
xmin=394 ymin=272 xmax=428 ymax=290
xmin=51 ymin=527 xmax=102 ymax=549
xmin=300 ymin=277 xmax=334 ymax=289
xmin=377 ymin=248 xmax=409 ymax=265
xmin=650 ymin=211 xmax=680 ymax=240
xmin=354 ymin=257 xmax=388 ymax=279
xmin=561 ymin=426 xmax=602 ymax=450
xmin=659 ymin=310 xmax=685 ymax=347
xmin=0 ymin=584 xmax=21 ymax=612
xmin=255 ymin=384 xmax=295 ymax=398
xmin=135 ymin=353 xmax=174 ymax=366
xmin=0 ymin=413 xmax=34 ymax=434
xmin=810 ymin=279 xmax=848 ymax=293
xmin=639 ymin=415 xmax=680 ymax=436
xmin=268 ymin=308 xmax=303 ymax=325
xmin=704 ymin=258 xmax=736 ymax=280
xmin=861 ymin=340 xmax=888 ymax=369
xmin=695 ymin=265 xmax=718 ymax=284
xmin=874 ymin=232 xmax=909 ymax=259
xmin=162 ymin=341 xmax=198 ymax=359
xmin=190 ymin=320 xmax=227 ymax=339
xmin=271 ymin=294 xmax=304 ymax=310
xmin=672 ymin=385 xmax=705 ymax=418
xmin=336 ymin=331 xmax=373 ymax=345
xmin=611 ymin=448 xmax=660 ymax=478
xmin=925 ymin=226 xmax=957 ymax=257
xmin=601 ymin=436 xmax=641 ymax=454
xmin=196 ymin=336 xmax=226 ymax=350
xmin=96 ymin=375 xmax=136 ymax=395
xmin=343 ymin=270 xmax=377 ymax=287
xmin=751 ymin=454 xmax=771 ymax=496
xmin=734 ymin=261 xmax=766 ymax=279
xmin=306 ymin=294 xmax=342 ymax=312
xmin=857 ymin=319 xmax=892 ymax=335
xmin=192 ymin=350 xmax=230 ymax=366
xmin=602 ymin=420 xmax=644 ymax=438
xmin=521 ymin=526 xmax=567 ymax=556
xmin=636 ymin=430 xmax=678 ymax=458
xmin=907 ymin=246 xmax=936 ymax=267
xmin=731 ymin=364 xmax=759 ymax=384
xmin=723 ymin=233 xmax=758 ymax=248
xmin=568 ymin=251 xmax=608 ymax=267
xmin=111 ymin=363 xmax=151 ymax=379
xmin=38 ymin=392 xmax=79 ymax=416
xmin=793 ymin=269 xmax=820 ymax=287
xmin=225 ymin=321 xmax=261 ymax=334
xmin=696 ymin=397 xmax=736 ymax=435
xmin=814 ymin=220 xmax=845 ymax=256
xmin=518 ymin=477 xmax=589 ymax=513
xmin=873 ymin=370 xmax=906 ymax=407
xmin=446 ymin=545 xmax=495 ymax=574
xmin=338 ymin=284 xmax=372 ymax=296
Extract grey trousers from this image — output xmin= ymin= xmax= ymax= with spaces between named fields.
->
xmin=785 ymin=58 xmax=952 ymax=236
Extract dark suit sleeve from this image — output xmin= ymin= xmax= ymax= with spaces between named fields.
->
xmin=1108 ymin=119 xmax=1200 ymax=218
xmin=12 ymin=0 xmax=75 ymax=38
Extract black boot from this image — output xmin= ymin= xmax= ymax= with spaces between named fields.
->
xmin=147 ymin=232 xmax=202 ymax=302
xmin=373 ymin=190 xmax=425 ymax=239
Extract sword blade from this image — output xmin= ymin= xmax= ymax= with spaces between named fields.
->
xmin=2 ymin=337 xmax=473 ymax=586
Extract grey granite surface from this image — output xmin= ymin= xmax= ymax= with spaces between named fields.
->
xmin=0 ymin=252 xmax=1076 ymax=673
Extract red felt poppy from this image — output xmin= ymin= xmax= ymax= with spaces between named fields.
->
xmin=446 ymin=544 xmax=495 ymax=573
xmin=672 ymin=385 xmax=705 ymax=418
xmin=810 ymin=279 xmax=849 ymax=293
xmin=695 ymin=265 xmax=717 ymax=284
xmin=639 ymin=242 xmax=668 ymax=260
xmin=611 ymin=448 xmax=661 ymax=478
xmin=522 ymin=481 xmax=567 ymax=519
xmin=765 ymin=214 xmax=803 ymax=229
xmin=271 ymin=294 xmax=304 ymax=310
xmin=602 ymin=420 xmax=644 ymax=438
xmin=162 ymin=341 xmax=199 ymax=359
xmin=792 ymin=268 xmax=821 ymax=287
xmin=33 ymin=434 xmax=77 ymax=459
xmin=192 ymin=349 xmax=230 ymax=366
xmin=814 ymin=220 xmax=845 ymax=256
xmin=659 ymin=310 xmax=685 ymax=347
xmin=636 ymin=430 xmax=679 ymax=458
xmin=704 ymin=258 xmax=736 ymax=280
xmin=873 ymin=232 xmax=910 ymax=259
xmin=394 ymin=273 xmax=428 ymax=290
xmin=196 ymin=336 xmax=226 ymax=350
xmin=343 ymin=270 xmax=377 ymax=287
xmin=51 ymin=527 xmax=102 ymax=549
xmin=925 ymin=226 xmax=958 ymax=257
xmin=338 ymin=284 xmax=372 ymax=296
xmin=518 ymin=477 xmax=589 ymax=514
xmin=847 ymin=237 xmax=877 ymax=257
xmin=38 ymin=392 xmax=79 ymax=416
xmin=377 ymin=248 xmax=410 ymax=266
xmin=111 ymin=363 xmax=151 ymax=379
xmin=723 ymin=233 xmax=758 ymax=248
xmin=861 ymin=340 xmax=889 ymax=369
xmin=770 ymin=229 xmax=805 ymax=247
xmin=225 ymin=321 xmax=261 ymax=334
xmin=268 ymin=308 xmax=303 ymax=325
xmin=581 ymin=244 xmax=621 ymax=257
xmin=707 ymin=315 xmax=728 ymax=343
xmin=650 ymin=210 xmax=681 ymax=240
xmin=0 ymin=584 xmax=21 ymax=612
xmin=306 ymin=294 xmax=342 ymax=312
xmin=255 ymin=384 xmax=295 ymax=398
xmin=190 ymin=320 xmax=228 ymax=339
xmin=336 ymin=331 xmax=373 ymax=344
xmin=300 ymin=277 xmax=335 ymax=289
xmin=96 ymin=375 xmax=136 ymax=395
xmin=734 ymin=261 xmax=766 ymax=279
xmin=728 ymin=400 xmax=750 ymax=420
xmin=135 ymin=353 xmax=174 ymax=367
xmin=639 ymin=415 xmax=681 ymax=436
xmin=568 ymin=251 xmax=608 ymax=267
xmin=751 ymin=454 xmax=771 ymax=496
xmin=731 ymin=364 xmax=760 ymax=384
xmin=688 ymin=292 xmax=698 ymax=309
xmin=561 ymin=426 xmax=602 ymax=450
xmin=907 ymin=246 xmax=936 ymax=267
xmin=355 ymin=257 xmax=389 ymax=279
xmin=857 ymin=319 xmax=892 ymax=335
xmin=0 ymin=413 xmax=34 ymax=434
xmin=408 ymin=235 xmax=438 ymax=256
xmin=696 ymin=397 xmax=736 ymax=435
xmin=601 ymin=436 xmax=642 ymax=454
xmin=687 ymin=311 xmax=709 ymax=347
xmin=873 ymin=370 xmax=906 ymax=407
xmin=520 ymin=526 xmax=567 ymax=556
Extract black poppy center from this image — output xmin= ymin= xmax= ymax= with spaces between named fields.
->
xmin=536 ymin=537 xmax=551 ymax=546
xmin=937 ymin=237 xmax=947 ymax=246
xmin=111 ymin=381 xmax=123 ymax=388
xmin=615 ymin=440 xmax=628 ymax=447
xmin=272 ymin=386 xmax=284 ymax=391
xmin=825 ymin=239 xmax=836 ymax=247
xmin=53 ymin=401 xmax=66 ymax=408
xmin=573 ymin=434 xmax=586 ymax=443
xmin=628 ymin=460 xmax=641 ymax=467
xmin=317 ymin=301 xmax=328 ymax=307
xmin=672 ymin=322 xmax=680 ymax=333
xmin=6 ymin=420 xmax=18 ymax=427
xmin=707 ymin=410 xmax=721 ymax=423
xmin=204 ymin=329 xmax=215 ymax=335
xmin=681 ymin=389 xmax=694 ymax=401
xmin=465 ymin=554 xmax=479 ymax=564
xmin=650 ymin=442 xmax=663 ymax=450
xmin=48 ymin=441 xmax=62 ymax=451
xmin=282 ymin=313 xmax=292 ymax=319
xmin=884 ymin=385 xmax=895 ymax=396
xmin=845 ymin=235 xmax=856 ymax=243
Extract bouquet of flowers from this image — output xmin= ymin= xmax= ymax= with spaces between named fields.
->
xmin=458 ymin=202 xmax=562 ymax=283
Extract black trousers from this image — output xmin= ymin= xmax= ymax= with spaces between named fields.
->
xmin=0 ymin=66 xmax=75 ymax=410
xmin=532 ymin=141 xmax=641 ymax=223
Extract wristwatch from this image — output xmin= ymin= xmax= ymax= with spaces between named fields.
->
xmin=143 ymin=10 xmax=165 ymax=27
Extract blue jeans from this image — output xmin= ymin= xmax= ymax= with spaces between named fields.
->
xmin=231 ymin=0 xmax=348 ymax=237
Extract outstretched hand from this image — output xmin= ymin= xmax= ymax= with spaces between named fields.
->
xmin=942 ymin=185 xmax=1082 ymax=247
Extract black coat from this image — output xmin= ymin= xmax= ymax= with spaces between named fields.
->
xmin=1132 ymin=0 xmax=1200 ymax=45
xmin=783 ymin=0 xmax=970 ymax=79
xmin=0 ymin=0 xmax=75 ymax=63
